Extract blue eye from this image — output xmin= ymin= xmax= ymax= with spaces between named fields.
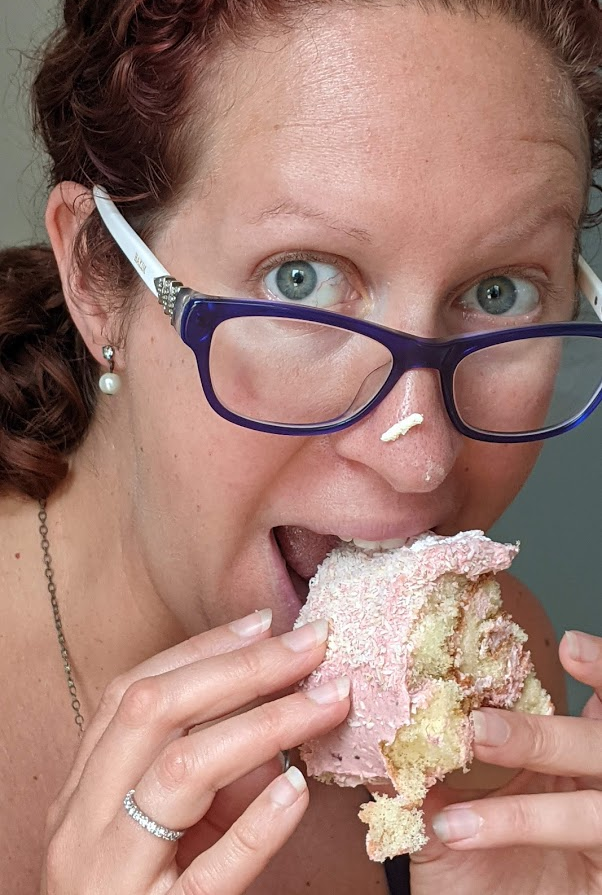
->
xmin=264 ymin=259 xmax=354 ymax=309
xmin=459 ymin=275 xmax=540 ymax=318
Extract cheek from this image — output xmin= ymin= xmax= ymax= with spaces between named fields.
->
xmin=126 ymin=322 xmax=298 ymax=534
xmin=453 ymin=440 xmax=542 ymax=530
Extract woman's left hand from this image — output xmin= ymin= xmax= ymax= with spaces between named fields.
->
xmin=411 ymin=630 xmax=602 ymax=895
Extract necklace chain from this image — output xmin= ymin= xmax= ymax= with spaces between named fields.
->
xmin=38 ymin=499 xmax=85 ymax=738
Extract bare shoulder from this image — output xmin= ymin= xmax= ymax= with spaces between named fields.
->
xmin=496 ymin=569 xmax=568 ymax=715
xmin=0 ymin=496 xmax=78 ymax=893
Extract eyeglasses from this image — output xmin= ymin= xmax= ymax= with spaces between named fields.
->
xmin=93 ymin=186 xmax=602 ymax=443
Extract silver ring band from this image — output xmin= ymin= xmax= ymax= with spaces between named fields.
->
xmin=123 ymin=789 xmax=185 ymax=842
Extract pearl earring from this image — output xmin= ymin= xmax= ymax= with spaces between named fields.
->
xmin=99 ymin=346 xmax=122 ymax=395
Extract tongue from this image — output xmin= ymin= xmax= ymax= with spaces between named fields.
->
xmin=275 ymin=526 xmax=341 ymax=581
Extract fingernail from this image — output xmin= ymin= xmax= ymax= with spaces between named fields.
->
xmin=471 ymin=709 xmax=510 ymax=746
xmin=269 ymin=766 xmax=307 ymax=808
xmin=281 ymin=619 xmax=330 ymax=652
xmin=306 ymin=675 xmax=350 ymax=705
xmin=432 ymin=807 xmax=483 ymax=843
xmin=229 ymin=608 xmax=273 ymax=637
xmin=565 ymin=630 xmax=600 ymax=663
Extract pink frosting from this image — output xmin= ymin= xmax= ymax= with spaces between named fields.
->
xmin=295 ymin=530 xmax=518 ymax=785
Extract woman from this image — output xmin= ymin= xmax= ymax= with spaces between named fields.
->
xmin=1 ymin=0 xmax=601 ymax=892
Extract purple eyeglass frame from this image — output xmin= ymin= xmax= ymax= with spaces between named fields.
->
xmin=92 ymin=186 xmax=602 ymax=444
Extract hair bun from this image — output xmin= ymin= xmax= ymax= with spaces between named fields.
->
xmin=0 ymin=245 xmax=97 ymax=500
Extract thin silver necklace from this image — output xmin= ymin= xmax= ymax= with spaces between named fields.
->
xmin=38 ymin=499 xmax=85 ymax=738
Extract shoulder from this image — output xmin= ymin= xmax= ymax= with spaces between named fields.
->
xmin=496 ymin=570 xmax=568 ymax=715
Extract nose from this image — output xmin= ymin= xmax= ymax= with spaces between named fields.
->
xmin=333 ymin=368 xmax=464 ymax=493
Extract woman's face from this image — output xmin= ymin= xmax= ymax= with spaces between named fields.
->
xmin=115 ymin=4 xmax=586 ymax=635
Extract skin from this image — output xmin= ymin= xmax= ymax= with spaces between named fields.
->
xmin=0 ymin=4 xmax=600 ymax=894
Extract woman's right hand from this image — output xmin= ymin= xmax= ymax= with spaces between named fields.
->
xmin=41 ymin=609 xmax=350 ymax=894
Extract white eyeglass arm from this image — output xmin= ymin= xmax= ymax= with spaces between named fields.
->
xmin=94 ymin=185 xmax=602 ymax=323
xmin=577 ymin=255 xmax=602 ymax=322
xmin=93 ymin=185 xmax=169 ymax=297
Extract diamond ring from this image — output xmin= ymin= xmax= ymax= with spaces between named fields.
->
xmin=123 ymin=789 xmax=186 ymax=841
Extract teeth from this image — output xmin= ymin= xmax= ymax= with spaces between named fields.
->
xmin=348 ymin=537 xmax=408 ymax=551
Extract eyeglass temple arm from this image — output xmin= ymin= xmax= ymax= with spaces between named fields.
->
xmin=577 ymin=256 xmax=602 ymax=322
xmin=93 ymin=185 xmax=602 ymax=324
xmin=92 ymin=185 xmax=183 ymax=318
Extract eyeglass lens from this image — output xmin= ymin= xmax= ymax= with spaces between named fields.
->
xmin=206 ymin=314 xmax=602 ymax=436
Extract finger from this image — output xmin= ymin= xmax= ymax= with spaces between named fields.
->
xmin=177 ymin=757 xmax=284 ymax=868
xmin=432 ymin=789 xmax=602 ymax=858
xmin=104 ymin=679 xmax=349 ymax=887
xmin=172 ymin=767 xmax=309 ymax=895
xmin=582 ymin=691 xmax=602 ymax=722
xmin=76 ymin=619 xmax=333 ymax=826
xmin=560 ymin=631 xmax=602 ymax=696
xmin=469 ymin=708 xmax=602 ymax=778
xmin=61 ymin=609 xmax=275 ymax=803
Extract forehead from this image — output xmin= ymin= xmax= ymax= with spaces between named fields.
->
xmin=192 ymin=4 xmax=585 ymax=241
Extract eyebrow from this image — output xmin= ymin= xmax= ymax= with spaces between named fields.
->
xmin=248 ymin=199 xmax=372 ymax=244
xmin=248 ymin=194 xmax=580 ymax=252
xmin=474 ymin=197 xmax=581 ymax=251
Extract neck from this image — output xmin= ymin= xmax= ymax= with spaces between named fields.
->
xmin=35 ymin=416 xmax=187 ymax=718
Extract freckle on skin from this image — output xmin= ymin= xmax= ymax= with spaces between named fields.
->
xmin=14 ymin=553 xmax=20 ymax=559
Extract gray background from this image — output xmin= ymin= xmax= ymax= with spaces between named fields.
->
xmin=2 ymin=0 xmax=600 ymax=714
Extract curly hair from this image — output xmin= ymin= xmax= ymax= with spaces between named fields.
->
xmin=1 ymin=0 xmax=601 ymax=500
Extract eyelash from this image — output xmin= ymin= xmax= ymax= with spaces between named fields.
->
xmin=250 ymin=253 xmax=570 ymax=315
xmin=250 ymin=251 xmax=363 ymax=297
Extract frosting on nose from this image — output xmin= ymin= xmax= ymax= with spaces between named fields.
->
xmin=380 ymin=413 xmax=424 ymax=442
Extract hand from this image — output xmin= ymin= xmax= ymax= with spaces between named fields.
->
xmin=410 ymin=630 xmax=602 ymax=895
xmin=41 ymin=610 xmax=350 ymax=894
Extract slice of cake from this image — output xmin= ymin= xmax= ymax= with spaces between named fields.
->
xmin=295 ymin=531 xmax=553 ymax=861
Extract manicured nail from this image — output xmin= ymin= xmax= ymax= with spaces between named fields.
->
xmin=281 ymin=619 xmax=330 ymax=652
xmin=471 ymin=709 xmax=510 ymax=747
xmin=229 ymin=608 xmax=273 ymax=637
xmin=306 ymin=675 xmax=351 ymax=704
xmin=269 ymin=766 xmax=307 ymax=807
xmin=565 ymin=630 xmax=600 ymax=663
xmin=432 ymin=806 xmax=483 ymax=843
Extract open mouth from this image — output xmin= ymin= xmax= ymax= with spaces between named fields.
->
xmin=274 ymin=526 xmax=340 ymax=602
xmin=273 ymin=526 xmax=416 ymax=603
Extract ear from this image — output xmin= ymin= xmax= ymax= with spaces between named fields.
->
xmin=45 ymin=182 xmax=116 ymax=365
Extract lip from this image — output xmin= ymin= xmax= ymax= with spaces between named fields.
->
xmin=269 ymin=530 xmax=304 ymax=630
xmin=276 ymin=518 xmax=442 ymax=544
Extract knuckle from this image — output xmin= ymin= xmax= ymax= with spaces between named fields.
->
xmin=44 ymin=828 xmax=70 ymax=888
xmin=584 ymin=790 xmax=602 ymax=833
xmin=179 ymin=868 xmax=215 ymax=895
xmin=234 ymin=647 xmax=264 ymax=682
xmin=252 ymin=701 xmax=282 ymax=745
xmin=228 ymin=818 xmax=264 ymax=860
xmin=528 ymin=717 xmax=554 ymax=764
xmin=154 ymin=739 xmax=198 ymax=792
xmin=505 ymin=796 xmax=535 ymax=834
xmin=44 ymin=796 xmax=65 ymax=836
xmin=97 ymin=674 xmax=130 ymax=719
xmin=117 ymin=678 xmax=162 ymax=729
